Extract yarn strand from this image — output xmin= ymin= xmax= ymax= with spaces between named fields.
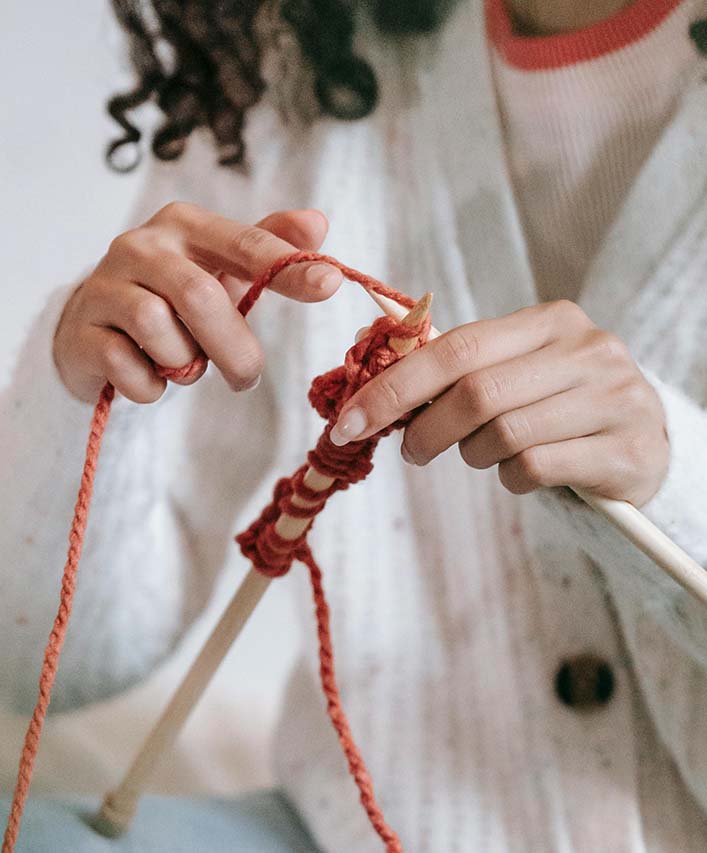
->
xmin=303 ymin=548 xmax=403 ymax=852
xmin=235 ymin=276 xmax=429 ymax=850
xmin=2 ymin=383 xmax=115 ymax=853
xmin=3 ymin=251 xmax=424 ymax=852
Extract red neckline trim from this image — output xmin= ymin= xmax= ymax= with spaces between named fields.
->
xmin=486 ymin=0 xmax=684 ymax=71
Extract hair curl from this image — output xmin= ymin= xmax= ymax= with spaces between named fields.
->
xmin=107 ymin=0 xmax=456 ymax=172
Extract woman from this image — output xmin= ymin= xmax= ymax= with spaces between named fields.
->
xmin=3 ymin=0 xmax=707 ymax=849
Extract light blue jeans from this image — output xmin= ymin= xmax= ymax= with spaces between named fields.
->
xmin=1 ymin=790 xmax=319 ymax=852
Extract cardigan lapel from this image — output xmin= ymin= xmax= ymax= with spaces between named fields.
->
xmin=578 ymin=74 xmax=707 ymax=331
xmin=435 ymin=3 xmax=707 ymax=331
xmin=429 ymin=0 xmax=538 ymax=320
xmin=414 ymin=2 xmax=707 ymax=330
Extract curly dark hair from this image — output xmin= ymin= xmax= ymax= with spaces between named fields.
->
xmin=107 ymin=0 xmax=457 ymax=172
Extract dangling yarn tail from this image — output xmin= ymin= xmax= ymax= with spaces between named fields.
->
xmin=2 ymin=383 xmax=115 ymax=853
xmin=302 ymin=548 xmax=403 ymax=853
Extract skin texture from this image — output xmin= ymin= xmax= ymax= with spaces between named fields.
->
xmin=330 ymin=301 xmax=669 ymax=509
xmin=54 ymin=206 xmax=342 ymax=403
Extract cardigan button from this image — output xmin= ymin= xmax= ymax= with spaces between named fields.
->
xmin=554 ymin=654 xmax=615 ymax=710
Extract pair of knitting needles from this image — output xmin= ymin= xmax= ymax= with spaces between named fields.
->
xmin=96 ymin=288 xmax=707 ymax=838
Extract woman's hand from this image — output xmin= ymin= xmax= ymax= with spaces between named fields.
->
xmin=331 ymin=300 xmax=669 ymax=508
xmin=54 ymin=204 xmax=342 ymax=403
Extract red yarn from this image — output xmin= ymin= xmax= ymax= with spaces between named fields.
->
xmin=235 ymin=309 xmax=429 ymax=853
xmin=3 ymin=251 xmax=428 ymax=853
xmin=2 ymin=383 xmax=115 ymax=853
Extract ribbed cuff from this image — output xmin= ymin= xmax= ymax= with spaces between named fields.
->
xmin=641 ymin=370 xmax=707 ymax=568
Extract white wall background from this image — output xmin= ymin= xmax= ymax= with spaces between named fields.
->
xmin=0 ymin=1 xmax=143 ymax=363
xmin=0 ymin=0 xmax=294 ymax=799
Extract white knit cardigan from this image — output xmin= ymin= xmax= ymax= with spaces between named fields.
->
xmin=3 ymin=3 xmax=707 ymax=850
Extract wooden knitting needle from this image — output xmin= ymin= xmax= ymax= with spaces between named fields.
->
xmin=95 ymin=295 xmax=433 ymax=837
xmin=276 ymin=293 xmax=433 ymax=540
xmin=94 ymin=567 xmax=271 ymax=836
xmin=363 ymin=287 xmax=707 ymax=608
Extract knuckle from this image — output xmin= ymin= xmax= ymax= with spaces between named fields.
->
xmin=133 ymin=296 xmax=172 ymax=341
xmin=435 ymin=328 xmax=480 ymax=374
xmin=229 ymin=224 xmax=273 ymax=260
xmin=68 ymin=278 xmax=96 ymax=312
xmin=457 ymin=371 xmax=476 ymax=399
xmin=493 ymin=412 xmax=525 ymax=455
xmin=108 ymin=228 xmax=155 ymax=264
xmin=458 ymin=373 xmax=483 ymax=410
xmin=156 ymin=201 xmax=199 ymax=227
xmin=374 ymin=374 xmax=408 ymax=415
xmin=179 ymin=271 xmax=222 ymax=315
xmin=550 ymin=299 xmax=590 ymax=329
xmin=108 ymin=229 xmax=139 ymax=258
xmin=477 ymin=370 xmax=505 ymax=408
xmin=621 ymin=378 xmax=651 ymax=410
xmin=459 ymin=371 xmax=500 ymax=419
xmin=593 ymin=330 xmax=630 ymax=362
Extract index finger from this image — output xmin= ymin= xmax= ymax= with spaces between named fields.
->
xmin=154 ymin=202 xmax=342 ymax=302
xmin=330 ymin=305 xmax=560 ymax=445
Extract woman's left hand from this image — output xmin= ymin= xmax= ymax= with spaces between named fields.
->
xmin=330 ymin=300 xmax=669 ymax=508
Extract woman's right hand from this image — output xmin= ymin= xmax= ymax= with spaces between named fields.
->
xmin=54 ymin=203 xmax=342 ymax=403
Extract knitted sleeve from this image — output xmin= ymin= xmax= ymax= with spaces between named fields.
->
xmin=0 ymin=280 xmax=205 ymax=714
xmin=533 ymin=372 xmax=707 ymax=811
xmin=0 ymin=160 xmax=285 ymax=715
xmin=640 ymin=374 xmax=707 ymax=567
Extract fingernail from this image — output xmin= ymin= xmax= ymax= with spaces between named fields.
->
xmin=233 ymin=375 xmax=261 ymax=392
xmin=330 ymin=407 xmax=367 ymax=446
xmin=307 ymin=264 xmax=341 ymax=291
